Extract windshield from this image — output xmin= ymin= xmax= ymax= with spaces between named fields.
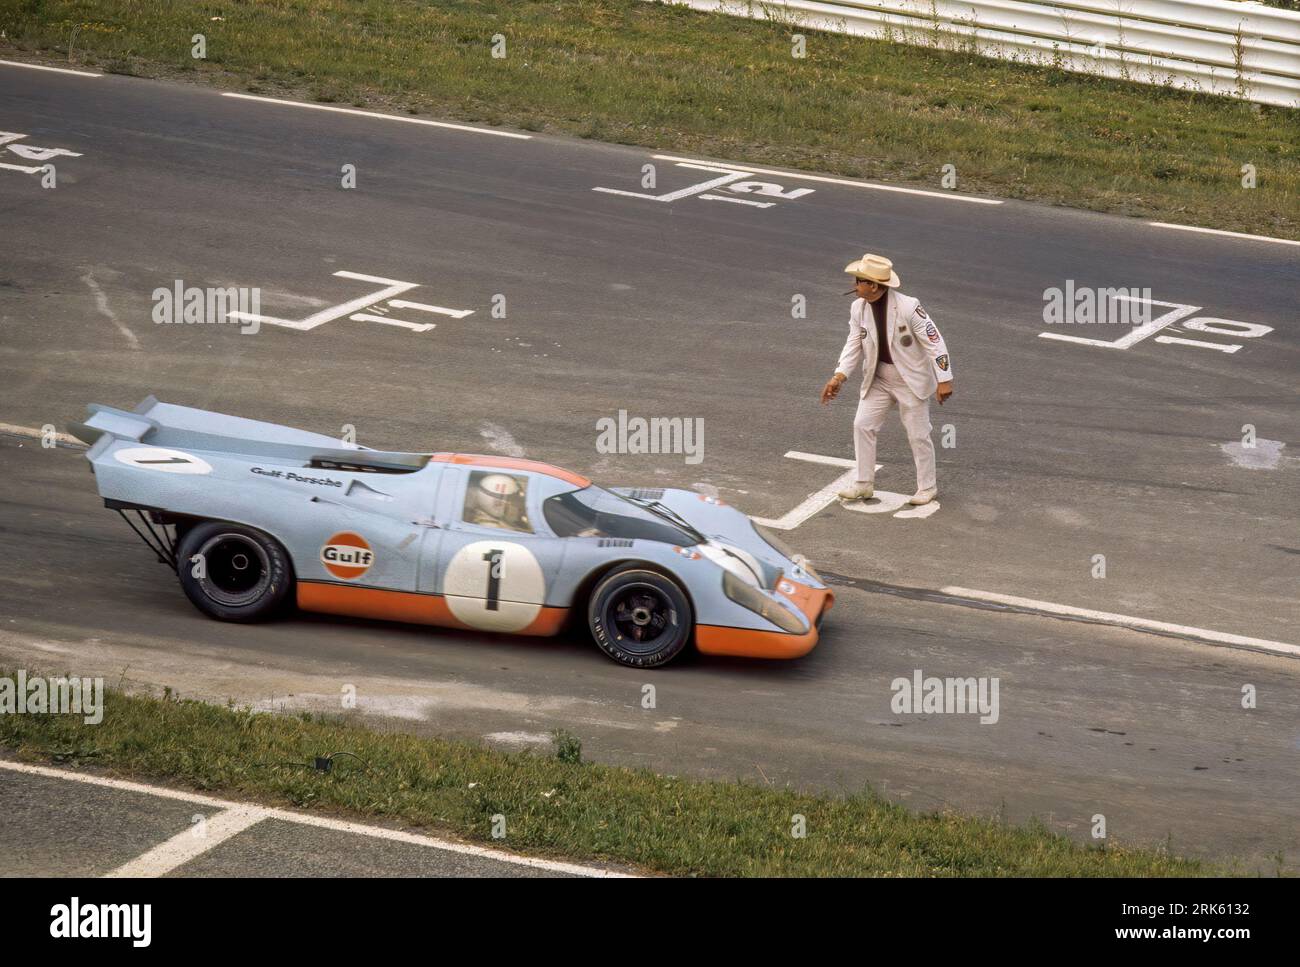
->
xmin=544 ymin=487 xmax=701 ymax=545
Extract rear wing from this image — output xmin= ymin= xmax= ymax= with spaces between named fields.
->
xmin=68 ymin=396 xmax=431 ymax=471
xmin=67 ymin=396 xmax=159 ymax=450
xmin=70 ymin=394 xmax=364 ymax=454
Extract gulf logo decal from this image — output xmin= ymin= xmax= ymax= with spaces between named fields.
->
xmin=320 ymin=532 xmax=375 ymax=580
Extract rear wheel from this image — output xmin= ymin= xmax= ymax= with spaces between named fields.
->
xmin=176 ymin=522 xmax=292 ymax=622
xmin=588 ymin=567 xmax=692 ymax=668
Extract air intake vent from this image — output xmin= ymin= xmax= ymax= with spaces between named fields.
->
xmin=625 ymin=488 xmax=665 ymax=500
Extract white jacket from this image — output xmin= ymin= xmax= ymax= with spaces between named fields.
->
xmin=835 ymin=291 xmax=953 ymax=399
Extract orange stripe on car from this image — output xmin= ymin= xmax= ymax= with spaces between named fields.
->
xmin=694 ymin=625 xmax=819 ymax=659
xmin=695 ymin=578 xmax=833 ymax=660
xmin=297 ymin=582 xmax=568 ymax=636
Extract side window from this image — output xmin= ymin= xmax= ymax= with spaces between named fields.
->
xmin=462 ymin=471 xmax=533 ymax=533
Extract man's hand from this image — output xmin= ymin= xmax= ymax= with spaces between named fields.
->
xmin=936 ymin=381 xmax=954 ymax=405
xmin=821 ymin=374 xmax=845 ymax=405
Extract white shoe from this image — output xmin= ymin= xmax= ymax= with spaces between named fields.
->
xmin=838 ymin=483 xmax=874 ymax=501
xmin=908 ymin=488 xmax=937 ymax=505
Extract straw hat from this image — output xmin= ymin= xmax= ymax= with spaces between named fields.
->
xmin=844 ymin=253 xmax=900 ymax=287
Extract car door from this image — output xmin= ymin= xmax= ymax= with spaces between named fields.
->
xmin=293 ymin=471 xmax=433 ymax=593
xmin=423 ymin=466 xmax=565 ymax=634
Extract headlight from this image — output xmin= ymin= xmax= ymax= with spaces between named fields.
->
xmin=722 ymin=571 xmax=807 ymax=634
xmin=753 ymin=525 xmax=820 ymax=582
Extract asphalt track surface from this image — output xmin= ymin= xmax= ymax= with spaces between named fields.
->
xmin=1 ymin=64 xmax=1297 ymax=873
xmin=0 ymin=759 xmax=606 ymax=877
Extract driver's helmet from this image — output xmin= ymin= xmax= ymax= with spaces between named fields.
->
xmin=473 ymin=473 xmax=526 ymax=525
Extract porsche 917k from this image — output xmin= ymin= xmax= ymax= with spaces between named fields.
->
xmin=69 ymin=397 xmax=832 ymax=667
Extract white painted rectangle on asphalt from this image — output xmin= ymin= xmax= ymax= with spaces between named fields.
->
xmin=388 ymin=299 xmax=475 ymax=318
xmin=350 ymin=312 xmax=435 ymax=332
xmin=699 ymin=193 xmax=774 ymax=208
xmin=782 ymin=450 xmax=855 ymax=468
xmin=1154 ymin=333 xmax=1240 ymax=353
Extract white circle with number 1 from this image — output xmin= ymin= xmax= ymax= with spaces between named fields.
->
xmin=443 ymin=541 xmax=545 ymax=632
xmin=114 ymin=446 xmax=212 ymax=475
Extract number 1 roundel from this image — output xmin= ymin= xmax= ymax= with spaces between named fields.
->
xmin=442 ymin=541 xmax=545 ymax=632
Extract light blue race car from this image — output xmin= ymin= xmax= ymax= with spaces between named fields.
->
xmin=70 ymin=397 xmax=832 ymax=668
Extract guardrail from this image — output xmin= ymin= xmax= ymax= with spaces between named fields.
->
xmin=658 ymin=0 xmax=1300 ymax=107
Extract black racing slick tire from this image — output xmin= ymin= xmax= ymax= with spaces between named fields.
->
xmin=176 ymin=522 xmax=293 ymax=622
xmin=588 ymin=567 xmax=693 ymax=668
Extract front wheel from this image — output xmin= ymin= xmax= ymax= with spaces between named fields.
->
xmin=588 ymin=567 xmax=693 ymax=668
xmin=175 ymin=522 xmax=293 ymax=622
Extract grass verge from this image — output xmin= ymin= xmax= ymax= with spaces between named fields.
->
xmin=0 ymin=674 xmax=1214 ymax=876
xmin=1 ymin=1 xmax=1297 ymax=238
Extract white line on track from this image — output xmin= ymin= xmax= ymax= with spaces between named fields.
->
xmin=0 ymin=759 xmax=633 ymax=878
xmin=0 ymin=59 xmax=101 ymax=77
xmin=0 ymin=161 xmax=46 ymax=174
xmin=388 ymin=299 xmax=475 ymax=318
xmin=221 ymin=93 xmax=533 ymax=139
xmin=941 ymin=587 xmax=1300 ymax=658
xmin=0 ymin=422 xmax=82 ymax=446
xmin=82 ymin=270 xmax=140 ymax=350
xmin=782 ymin=450 xmax=855 ymax=468
xmin=651 ymin=154 xmax=1004 ymax=205
xmin=105 ymin=806 xmax=266 ymax=878
xmin=1147 ymin=222 xmax=1300 ymax=248
xmin=349 ymin=312 xmax=435 ymax=332
xmin=750 ymin=452 xmax=875 ymax=529
xmin=700 ymin=193 xmax=774 ymax=208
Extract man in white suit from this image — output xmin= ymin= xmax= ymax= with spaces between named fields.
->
xmin=819 ymin=253 xmax=953 ymax=505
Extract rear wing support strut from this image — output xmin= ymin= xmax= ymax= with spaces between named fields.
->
xmin=114 ymin=507 xmax=177 ymax=572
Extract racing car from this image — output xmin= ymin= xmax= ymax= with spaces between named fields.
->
xmin=69 ymin=397 xmax=832 ymax=667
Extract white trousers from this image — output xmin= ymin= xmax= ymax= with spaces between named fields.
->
xmin=853 ymin=363 xmax=936 ymax=491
